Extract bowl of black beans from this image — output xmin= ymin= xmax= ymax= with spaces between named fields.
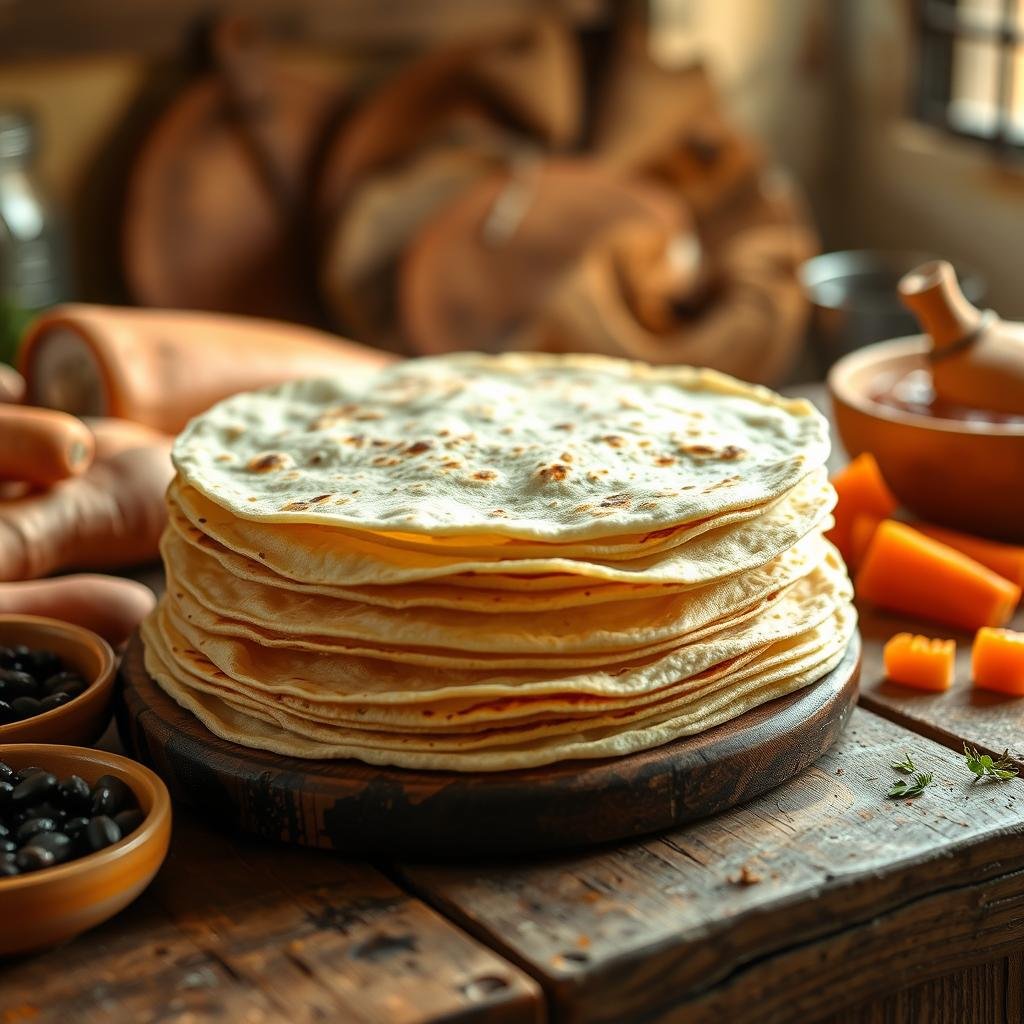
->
xmin=0 ymin=616 xmax=116 ymax=745
xmin=0 ymin=743 xmax=171 ymax=955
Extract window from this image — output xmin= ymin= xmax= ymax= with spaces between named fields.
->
xmin=916 ymin=0 xmax=1024 ymax=150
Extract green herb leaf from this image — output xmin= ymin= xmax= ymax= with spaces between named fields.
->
xmin=887 ymin=772 xmax=933 ymax=799
xmin=963 ymin=744 xmax=1019 ymax=783
xmin=890 ymin=753 xmax=916 ymax=773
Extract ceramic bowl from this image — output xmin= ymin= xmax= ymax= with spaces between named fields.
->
xmin=0 ymin=616 xmax=116 ymax=744
xmin=0 ymin=744 xmax=171 ymax=955
xmin=828 ymin=336 xmax=1024 ymax=541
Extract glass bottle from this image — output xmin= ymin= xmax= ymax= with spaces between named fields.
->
xmin=0 ymin=110 xmax=70 ymax=364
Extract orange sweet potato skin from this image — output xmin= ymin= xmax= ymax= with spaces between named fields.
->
xmin=0 ymin=405 xmax=95 ymax=486
xmin=0 ymin=575 xmax=155 ymax=645
xmin=0 ymin=430 xmax=172 ymax=581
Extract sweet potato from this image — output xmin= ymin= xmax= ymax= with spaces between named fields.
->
xmin=0 ymin=364 xmax=24 ymax=403
xmin=19 ymin=304 xmax=396 ymax=434
xmin=883 ymin=632 xmax=956 ymax=692
xmin=972 ymin=627 xmax=1024 ymax=696
xmin=0 ymin=575 xmax=155 ymax=645
xmin=856 ymin=520 xmax=1021 ymax=631
xmin=826 ymin=453 xmax=899 ymax=564
xmin=0 ymin=430 xmax=172 ymax=581
xmin=917 ymin=523 xmax=1024 ymax=588
xmin=0 ymin=405 xmax=95 ymax=486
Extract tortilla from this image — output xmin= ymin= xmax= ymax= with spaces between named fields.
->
xmin=172 ymin=352 xmax=829 ymax=540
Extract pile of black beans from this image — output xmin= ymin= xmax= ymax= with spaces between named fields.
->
xmin=0 ymin=761 xmax=144 ymax=877
xmin=0 ymin=645 xmax=89 ymax=725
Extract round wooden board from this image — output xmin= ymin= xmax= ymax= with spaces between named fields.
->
xmin=116 ymin=631 xmax=861 ymax=859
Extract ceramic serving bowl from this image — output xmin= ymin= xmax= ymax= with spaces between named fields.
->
xmin=0 ymin=616 xmax=116 ymax=744
xmin=828 ymin=336 xmax=1024 ymax=541
xmin=0 ymin=744 xmax=171 ymax=955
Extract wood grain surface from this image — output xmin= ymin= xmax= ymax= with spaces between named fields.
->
xmin=0 ymin=807 xmax=541 ymax=1024
xmin=116 ymin=632 xmax=860 ymax=858
xmin=857 ymin=603 xmax=1024 ymax=768
xmin=396 ymin=708 xmax=1024 ymax=1023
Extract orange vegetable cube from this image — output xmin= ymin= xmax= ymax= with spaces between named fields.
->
xmin=883 ymin=632 xmax=956 ymax=691
xmin=917 ymin=524 xmax=1024 ymax=588
xmin=856 ymin=520 xmax=1021 ymax=632
xmin=972 ymin=627 xmax=1024 ymax=696
xmin=848 ymin=514 xmax=883 ymax=570
xmin=826 ymin=453 xmax=899 ymax=565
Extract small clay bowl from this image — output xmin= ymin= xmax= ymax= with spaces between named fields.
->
xmin=828 ymin=336 xmax=1024 ymax=541
xmin=0 ymin=616 xmax=116 ymax=745
xmin=0 ymin=743 xmax=171 ymax=955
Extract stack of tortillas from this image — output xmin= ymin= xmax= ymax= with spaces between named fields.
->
xmin=143 ymin=352 xmax=855 ymax=771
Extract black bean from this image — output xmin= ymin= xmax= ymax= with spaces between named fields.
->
xmin=0 ymin=781 xmax=12 ymax=808
xmin=0 ymin=839 xmax=15 ymax=854
xmin=43 ymin=671 xmax=84 ymax=696
xmin=0 ymin=700 xmax=14 ymax=725
xmin=0 ymin=823 xmax=7 ymax=838
xmin=8 ymin=645 xmax=33 ymax=673
xmin=39 ymin=692 xmax=72 ymax=713
xmin=10 ymin=696 xmax=42 ymax=721
xmin=64 ymin=816 xmax=89 ymax=839
xmin=91 ymin=775 xmax=133 ymax=817
xmin=28 ymin=831 xmax=71 ymax=863
xmin=0 ymin=646 xmax=16 ymax=670
xmin=16 ymin=845 xmax=56 ymax=872
xmin=0 ymin=670 xmax=37 ymax=700
xmin=58 ymin=775 xmax=92 ymax=813
xmin=0 ymin=760 xmax=13 ymax=782
xmin=113 ymin=808 xmax=145 ymax=836
xmin=0 ymin=854 xmax=18 ymax=877
xmin=11 ymin=771 xmax=57 ymax=805
xmin=28 ymin=802 xmax=67 ymax=825
xmin=84 ymin=816 xmax=122 ymax=852
xmin=16 ymin=817 xmax=57 ymax=843
xmin=23 ymin=648 xmax=62 ymax=681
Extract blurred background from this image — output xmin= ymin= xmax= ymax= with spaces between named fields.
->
xmin=1 ymin=0 xmax=1023 ymax=385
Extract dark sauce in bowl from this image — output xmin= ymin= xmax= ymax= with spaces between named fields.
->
xmin=868 ymin=367 xmax=1024 ymax=426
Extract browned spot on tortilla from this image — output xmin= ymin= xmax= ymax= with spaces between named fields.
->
xmin=247 ymin=452 xmax=288 ymax=472
xmin=721 ymin=445 xmax=746 ymax=460
xmin=599 ymin=493 xmax=631 ymax=509
xmin=537 ymin=463 xmax=570 ymax=483
xmin=554 ymin=423 xmax=574 ymax=431
xmin=602 ymin=435 xmax=626 ymax=448
xmin=310 ymin=494 xmax=332 ymax=503
xmin=406 ymin=440 xmax=433 ymax=455
xmin=372 ymin=455 xmax=400 ymax=467
xmin=489 ymin=509 xmax=507 ymax=517
xmin=473 ymin=470 xmax=497 ymax=481
xmin=281 ymin=501 xmax=309 ymax=511
xmin=441 ymin=459 xmax=461 ymax=469
xmin=655 ymin=455 xmax=676 ymax=466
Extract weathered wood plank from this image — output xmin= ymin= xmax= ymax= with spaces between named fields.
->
xmin=154 ymin=814 xmax=543 ymax=1024
xmin=0 ymin=808 xmax=542 ymax=1024
xmin=826 ymin=953 xmax=1024 ymax=1024
xmin=397 ymin=708 xmax=1024 ymax=1024
xmin=857 ymin=602 xmax=1024 ymax=769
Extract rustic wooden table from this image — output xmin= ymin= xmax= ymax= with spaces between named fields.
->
xmin=3 ymin=384 xmax=1024 ymax=1024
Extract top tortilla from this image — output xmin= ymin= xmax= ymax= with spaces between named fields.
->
xmin=172 ymin=352 xmax=829 ymax=541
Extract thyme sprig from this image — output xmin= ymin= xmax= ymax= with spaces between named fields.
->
xmin=963 ymin=744 xmax=1019 ymax=783
xmin=890 ymin=753 xmax=916 ymax=774
xmin=887 ymin=772 xmax=933 ymax=800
